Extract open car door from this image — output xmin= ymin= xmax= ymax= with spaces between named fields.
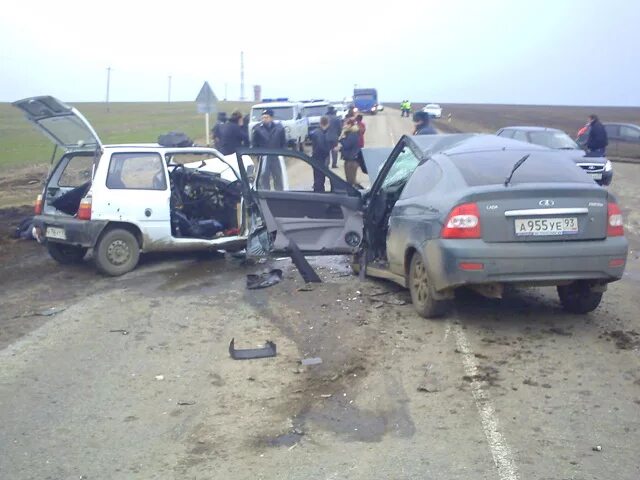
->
xmin=235 ymin=148 xmax=364 ymax=256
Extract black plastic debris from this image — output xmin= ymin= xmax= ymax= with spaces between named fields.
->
xmin=289 ymin=241 xmax=321 ymax=283
xmin=157 ymin=131 xmax=193 ymax=147
xmin=229 ymin=338 xmax=277 ymax=360
xmin=246 ymin=269 xmax=283 ymax=289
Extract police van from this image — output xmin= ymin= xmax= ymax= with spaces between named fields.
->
xmin=249 ymin=99 xmax=308 ymax=150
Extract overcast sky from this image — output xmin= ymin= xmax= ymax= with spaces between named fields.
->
xmin=1 ymin=0 xmax=639 ymax=106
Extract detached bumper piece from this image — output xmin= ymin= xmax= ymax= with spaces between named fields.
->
xmin=229 ymin=338 xmax=277 ymax=360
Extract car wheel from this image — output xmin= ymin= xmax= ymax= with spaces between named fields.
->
xmin=409 ymin=252 xmax=447 ymax=318
xmin=94 ymin=228 xmax=140 ymax=276
xmin=46 ymin=242 xmax=87 ymax=264
xmin=557 ymin=283 xmax=603 ymax=314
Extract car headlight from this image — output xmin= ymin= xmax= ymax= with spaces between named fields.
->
xmin=605 ymin=160 xmax=612 ymax=172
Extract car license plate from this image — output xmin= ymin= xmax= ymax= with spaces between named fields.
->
xmin=515 ymin=217 xmax=578 ymax=236
xmin=590 ymin=173 xmax=603 ymax=180
xmin=46 ymin=227 xmax=66 ymax=240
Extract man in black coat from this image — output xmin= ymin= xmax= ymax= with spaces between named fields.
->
xmin=251 ymin=109 xmax=287 ymax=190
xmin=212 ymin=112 xmax=227 ymax=148
xmin=586 ymin=114 xmax=608 ymax=157
xmin=309 ymin=116 xmax=332 ymax=192
xmin=326 ymin=106 xmax=343 ymax=168
xmin=413 ymin=111 xmax=437 ymax=135
xmin=216 ymin=110 xmax=249 ymax=155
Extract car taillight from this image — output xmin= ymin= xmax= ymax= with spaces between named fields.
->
xmin=34 ymin=194 xmax=43 ymax=215
xmin=77 ymin=196 xmax=92 ymax=220
xmin=441 ymin=202 xmax=481 ymax=239
xmin=607 ymin=202 xmax=624 ymax=236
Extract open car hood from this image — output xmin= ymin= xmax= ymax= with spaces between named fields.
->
xmin=12 ymin=96 xmax=102 ymax=151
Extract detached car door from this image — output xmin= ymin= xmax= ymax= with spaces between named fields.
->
xmin=235 ymin=148 xmax=364 ymax=255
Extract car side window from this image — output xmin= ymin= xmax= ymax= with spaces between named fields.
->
xmin=400 ymin=160 xmax=442 ymax=199
xmin=512 ymin=130 xmax=528 ymax=142
xmin=604 ymin=125 xmax=619 ymax=138
xmin=58 ymin=154 xmax=94 ymax=187
xmin=106 ymin=152 xmax=167 ymax=190
xmin=381 ymin=146 xmax=421 ymax=190
xmin=620 ymin=126 xmax=640 ymax=141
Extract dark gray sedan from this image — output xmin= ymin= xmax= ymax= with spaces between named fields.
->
xmin=236 ymin=134 xmax=628 ymax=318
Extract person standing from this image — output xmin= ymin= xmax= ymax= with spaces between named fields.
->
xmin=212 ymin=112 xmax=227 ymax=147
xmin=339 ymin=118 xmax=361 ymax=186
xmin=355 ymin=114 xmax=368 ymax=174
xmin=586 ymin=114 xmax=608 ymax=156
xmin=252 ymin=109 xmax=287 ymax=190
xmin=413 ymin=111 xmax=437 ymax=135
xmin=326 ymin=106 xmax=343 ymax=168
xmin=309 ymin=116 xmax=332 ymax=192
xmin=216 ymin=110 xmax=249 ymax=155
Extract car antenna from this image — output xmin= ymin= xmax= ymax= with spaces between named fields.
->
xmin=504 ymin=154 xmax=530 ymax=187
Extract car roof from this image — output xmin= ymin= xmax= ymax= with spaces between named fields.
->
xmin=425 ymin=103 xmax=441 ymax=107
xmin=102 ymin=145 xmax=224 ymax=154
xmin=408 ymin=133 xmax=551 ymax=158
xmin=252 ymin=102 xmax=299 ymax=108
xmin=603 ymin=122 xmax=640 ymax=128
xmin=499 ymin=126 xmax=563 ymax=133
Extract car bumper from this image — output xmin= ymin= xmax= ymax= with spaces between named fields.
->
xmin=423 ymin=237 xmax=628 ymax=292
xmin=33 ymin=215 xmax=108 ymax=248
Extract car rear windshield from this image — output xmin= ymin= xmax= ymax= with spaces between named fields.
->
xmin=450 ymin=152 xmax=593 ymax=186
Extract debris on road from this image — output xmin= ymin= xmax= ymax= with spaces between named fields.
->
xmin=320 ymin=394 xmax=332 ymax=398
xmin=155 ymin=375 xmax=164 ymax=381
xmin=593 ymin=445 xmax=602 ymax=452
xmin=229 ymin=338 xmax=277 ymax=360
xmin=246 ymin=269 xmax=283 ymax=290
xmin=109 ymin=329 xmax=129 ymax=335
xmin=177 ymin=401 xmax=196 ymax=406
xmin=300 ymin=357 xmax=323 ymax=366
xmin=36 ymin=307 xmax=66 ymax=317
xmin=289 ymin=241 xmax=322 ymax=283
xmin=297 ymin=284 xmax=314 ymax=292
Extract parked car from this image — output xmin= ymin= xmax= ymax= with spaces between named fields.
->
xmin=422 ymin=103 xmax=442 ymax=118
xmin=376 ymin=104 xmax=385 ymax=112
xmin=603 ymin=123 xmax=640 ymax=159
xmin=14 ymin=96 xmax=257 ymax=276
xmin=236 ymin=134 xmax=627 ymax=317
xmin=496 ymin=126 xmax=613 ymax=186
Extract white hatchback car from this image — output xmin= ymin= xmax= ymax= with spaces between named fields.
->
xmin=14 ymin=96 xmax=257 ymax=276
xmin=422 ymin=103 xmax=442 ymax=118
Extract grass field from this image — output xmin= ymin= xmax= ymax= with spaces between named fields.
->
xmin=0 ymin=101 xmax=252 ymax=171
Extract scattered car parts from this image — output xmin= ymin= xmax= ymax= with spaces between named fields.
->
xmin=229 ymin=338 xmax=277 ymax=360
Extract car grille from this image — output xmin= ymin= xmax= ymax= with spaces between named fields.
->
xmin=577 ymin=163 xmax=604 ymax=173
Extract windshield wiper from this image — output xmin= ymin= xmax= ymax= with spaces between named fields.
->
xmin=504 ymin=154 xmax=530 ymax=187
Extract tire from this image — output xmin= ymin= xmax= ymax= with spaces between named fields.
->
xmin=557 ymin=283 xmax=603 ymax=314
xmin=46 ymin=242 xmax=87 ymax=264
xmin=94 ymin=228 xmax=140 ymax=276
xmin=408 ymin=252 xmax=448 ymax=318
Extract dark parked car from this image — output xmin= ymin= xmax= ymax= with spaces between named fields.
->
xmin=496 ymin=126 xmax=612 ymax=185
xmin=235 ymin=134 xmax=628 ymax=318
xmin=603 ymin=123 xmax=640 ymax=159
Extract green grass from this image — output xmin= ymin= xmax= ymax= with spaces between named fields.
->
xmin=0 ymin=101 xmax=252 ymax=171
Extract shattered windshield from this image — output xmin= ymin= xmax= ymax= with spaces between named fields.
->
xmin=381 ymin=146 xmax=421 ymax=189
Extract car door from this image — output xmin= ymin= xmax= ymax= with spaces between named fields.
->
xmin=604 ymin=124 xmax=620 ymax=157
xmin=618 ymin=125 xmax=640 ymax=159
xmin=235 ymin=148 xmax=364 ymax=256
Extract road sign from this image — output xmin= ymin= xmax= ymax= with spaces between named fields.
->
xmin=196 ymin=81 xmax=218 ymax=114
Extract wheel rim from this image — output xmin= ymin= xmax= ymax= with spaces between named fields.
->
xmin=106 ymin=239 xmax=130 ymax=266
xmin=412 ymin=257 xmax=429 ymax=304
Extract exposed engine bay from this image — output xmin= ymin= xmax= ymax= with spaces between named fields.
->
xmin=169 ymin=165 xmax=243 ymax=239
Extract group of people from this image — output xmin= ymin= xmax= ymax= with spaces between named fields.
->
xmin=400 ymin=100 xmax=412 ymax=117
xmin=309 ymin=106 xmax=366 ymax=192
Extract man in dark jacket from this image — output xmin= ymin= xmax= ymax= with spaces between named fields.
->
xmin=340 ymin=119 xmax=361 ymax=186
xmin=310 ymin=116 xmax=332 ymax=192
xmin=212 ymin=112 xmax=227 ymax=148
xmin=326 ymin=106 xmax=343 ymax=168
xmin=216 ymin=110 xmax=249 ymax=155
xmin=413 ymin=111 xmax=437 ymax=135
xmin=586 ymin=114 xmax=608 ymax=156
xmin=252 ymin=109 xmax=287 ymax=190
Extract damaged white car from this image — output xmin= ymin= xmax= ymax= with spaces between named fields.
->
xmin=14 ymin=96 xmax=257 ymax=275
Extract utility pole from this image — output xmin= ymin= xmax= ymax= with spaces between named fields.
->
xmin=168 ymin=75 xmax=172 ymax=103
xmin=106 ymin=66 xmax=111 ymax=112
xmin=240 ymin=51 xmax=245 ymax=101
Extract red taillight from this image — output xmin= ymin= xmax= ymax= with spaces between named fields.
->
xmin=609 ymin=258 xmax=625 ymax=268
xmin=607 ymin=202 xmax=624 ymax=237
xmin=459 ymin=262 xmax=484 ymax=271
xmin=77 ymin=197 xmax=92 ymax=220
xmin=441 ymin=203 xmax=481 ymax=239
xmin=34 ymin=194 xmax=43 ymax=215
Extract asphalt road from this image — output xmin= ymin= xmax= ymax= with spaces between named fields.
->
xmin=1 ymin=110 xmax=639 ymax=480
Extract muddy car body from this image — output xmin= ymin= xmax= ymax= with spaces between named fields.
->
xmin=236 ymin=134 xmax=628 ymax=317
xmin=14 ymin=96 xmax=257 ymax=276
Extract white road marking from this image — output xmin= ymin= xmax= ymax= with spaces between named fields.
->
xmin=453 ymin=323 xmax=520 ymax=480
